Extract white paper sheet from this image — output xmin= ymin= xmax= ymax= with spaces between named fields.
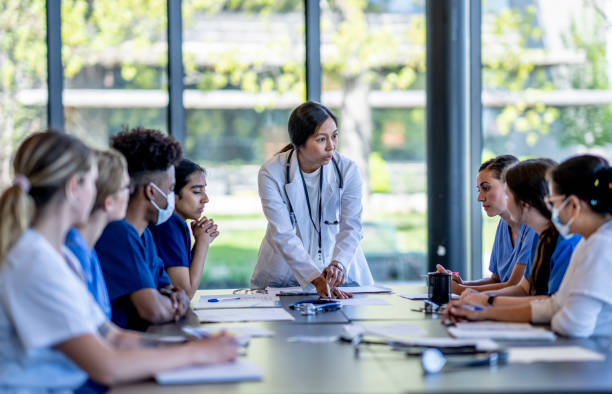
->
xmin=508 ymin=346 xmax=605 ymax=363
xmin=182 ymin=325 xmax=274 ymax=339
xmin=196 ymin=294 xmax=280 ymax=309
xmin=196 ymin=307 xmax=295 ymax=323
xmin=266 ymin=284 xmax=392 ymax=296
xmin=391 ymin=337 xmax=500 ymax=351
xmin=287 ymin=336 xmax=338 ymax=343
xmin=453 ymin=322 xmax=535 ymax=330
xmin=448 ymin=321 xmax=556 ymax=341
xmin=399 ymin=293 xmax=460 ymax=300
xmin=333 ymin=297 xmax=390 ymax=306
xmin=155 ymin=359 xmax=262 ymax=384
xmin=344 ymin=323 xmax=426 ymax=338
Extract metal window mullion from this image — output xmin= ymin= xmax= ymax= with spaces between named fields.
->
xmin=167 ymin=0 xmax=185 ymax=144
xmin=305 ymin=0 xmax=321 ymax=102
xmin=46 ymin=0 xmax=64 ymax=131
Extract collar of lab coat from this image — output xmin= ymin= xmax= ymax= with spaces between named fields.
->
xmin=283 ymin=150 xmax=340 ymax=239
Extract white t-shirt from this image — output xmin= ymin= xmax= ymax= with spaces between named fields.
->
xmin=531 ymin=220 xmax=612 ymax=337
xmin=0 ymin=229 xmax=107 ymax=391
xmin=301 ymin=167 xmax=326 ymax=270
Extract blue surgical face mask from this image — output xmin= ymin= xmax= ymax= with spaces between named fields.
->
xmin=551 ymin=197 xmax=575 ymax=238
xmin=150 ymin=182 xmax=175 ymax=225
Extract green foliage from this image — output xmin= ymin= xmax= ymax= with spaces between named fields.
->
xmin=557 ymin=11 xmax=612 ymax=148
xmin=483 ymin=4 xmax=558 ymax=147
xmin=369 ymin=152 xmax=390 ymax=193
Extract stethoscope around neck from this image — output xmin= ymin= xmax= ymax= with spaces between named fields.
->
xmin=284 ymin=148 xmax=344 ymax=260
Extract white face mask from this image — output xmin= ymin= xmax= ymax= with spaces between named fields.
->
xmin=150 ymin=182 xmax=175 ymax=225
xmin=551 ymin=197 xmax=575 ymax=238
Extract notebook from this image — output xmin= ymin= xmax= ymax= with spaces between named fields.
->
xmin=156 ymin=359 xmax=262 ymax=384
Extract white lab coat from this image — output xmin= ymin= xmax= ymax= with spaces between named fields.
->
xmin=250 ymin=149 xmax=374 ymax=289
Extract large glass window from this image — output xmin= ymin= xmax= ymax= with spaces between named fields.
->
xmin=321 ymin=0 xmax=427 ymax=282
xmin=480 ymin=0 xmax=612 ymax=275
xmin=182 ymin=0 xmax=304 ymax=287
xmin=0 ymin=1 xmax=47 ymax=186
xmin=62 ymin=0 xmax=168 ymax=148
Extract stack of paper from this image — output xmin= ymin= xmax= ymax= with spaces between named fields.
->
xmin=448 ymin=321 xmax=556 ymax=341
xmin=156 ymin=359 xmax=262 ymax=384
xmin=333 ymin=297 xmax=390 ymax=306
xmin=196 ymin=294 xmax=280 ymax=309
xmin=266 ymin=284 xmax=392 ymax=296
xmin=390 ymin=337 xmax=500 ymax=351
xmin=344 ymin=323 xmax=426 ymax=338
xmin=195 ymin=307 xmax=295 ymax=323
xmin=399 ymin=293 xmax=460 ymax=301
xmin=507 ymin=346 xmax=605 ymax=363
xmin=182 ymin=325 xmax=274 ymax=339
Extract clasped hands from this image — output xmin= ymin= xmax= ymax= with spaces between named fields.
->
xmin=312 ymin=261 xmax=353 ymax=299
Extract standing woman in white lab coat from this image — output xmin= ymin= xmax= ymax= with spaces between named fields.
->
xmin=251 ymin=101 xmax=374 ymax=298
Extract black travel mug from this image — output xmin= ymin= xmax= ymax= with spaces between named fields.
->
xmin=428 ymin=272 xmax=451 ymax=305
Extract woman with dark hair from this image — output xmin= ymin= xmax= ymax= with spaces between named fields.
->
xmin=445 ymin=155 xmax=612 ymax=338
xmin=251 ymin=101 xmax=374 ymax=298
xmin=437 ymin=155 xmax=538 ymax=294
xmin=151 ymin=159 xmax=218 ymax=299
xmin=456 ymin=158 xmax=579 ymax=308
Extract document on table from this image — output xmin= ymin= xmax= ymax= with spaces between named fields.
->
xmin=399 ymin=293 xmax=460 ymax=300
xmin=332 ymin=297 xmax=390 ymax=306
xmin=344 ymin=323 xmax=426 ymax=338
xmin=448 ymin=321 xmax=556 ymax=341
xmin=196 ymin=294 xmax=280 ymax=309
xmin=196 ymin=307 xmax=295 ymax=323
xmin=266 ymin=284 xmax=392 ymax=296
xmin=182 ymin=325 xmax=274 ymax=339
xmin=507 ymin=346 xmax=605 ymax=363
xmin=391 ymin=337 xmax=500 ymax=351
xmin=155 ymin=359 xmax=262 ymax=384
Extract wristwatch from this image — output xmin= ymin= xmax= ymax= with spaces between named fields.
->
xmin=487 ymin=295 xmax=497 ymax=305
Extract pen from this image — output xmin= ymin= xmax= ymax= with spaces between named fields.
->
xmin=459 ymin=304 xmax=485 ymax=311
xmin=207 ymin=297 xmax=241 ymax=303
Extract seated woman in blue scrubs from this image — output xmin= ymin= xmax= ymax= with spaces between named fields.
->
xmin=437 ymin=155 xmax=538 ymax=294
xmin=446 ymin=155 xmax=612 ymax=338
xmin=95 ymin=127 xmax=190 ymax=331
xmin=0 ymin=131 xmax=237 ymax=392
xmin=457 ymin=158 xmax=580 ymax=307
xmin=151 ymin=159 xmax=219 ymax=299
xmin=65 ymin=149 xmax=130 ymax=319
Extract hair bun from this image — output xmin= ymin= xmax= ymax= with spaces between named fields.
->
xmin=590 ymin=166 xmax=612 ymax=210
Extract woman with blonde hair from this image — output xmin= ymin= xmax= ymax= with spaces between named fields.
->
xmin=65 ymin=148 xmax=131 ymax=319
xmin=0 ymin=131 xmax=237 ymax=392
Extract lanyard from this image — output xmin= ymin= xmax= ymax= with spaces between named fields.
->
xmin=299 ymin=166 xmax=323 ymax=261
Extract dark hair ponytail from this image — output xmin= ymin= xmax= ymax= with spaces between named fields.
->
xmin=504 ymin=158 xmax=559 ymax=295
xmin=479 ymin=155 xmax=518 ymax=180
xmin=551 ymin=154 xmax=611 ymax=215
xmin=175 ymin=158 xmax=206 ymax=198
xmin=277 ymin=101 xmax=337 ymax=154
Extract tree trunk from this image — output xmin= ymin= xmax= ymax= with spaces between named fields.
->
xmin=340 ymin=74 xmax=371 ymax=209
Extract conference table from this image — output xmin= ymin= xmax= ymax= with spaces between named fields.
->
xmin=110 ymin=284 xmax=612 ymax=393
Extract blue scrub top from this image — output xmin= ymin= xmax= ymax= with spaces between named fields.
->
xmin=65 ymin=227 xmax=112 ymax=320
xmin=150 ymin=213 xmax=192 ymax=269
xmin=95 ymin=219 xmax=172 ymax=330
xmin=488 ymin=219 xmax=539 ymax=282
xmin=524 ymin=233 xmax=581 ymax=295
